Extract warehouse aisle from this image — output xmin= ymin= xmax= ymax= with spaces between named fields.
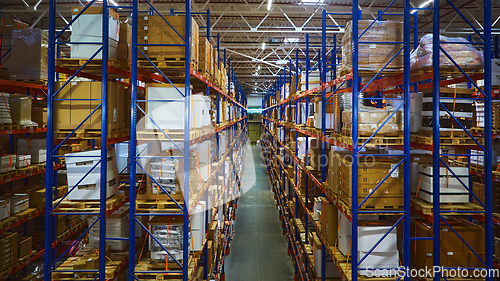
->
xmin=225 ymin=144 xmax=295 ymax=280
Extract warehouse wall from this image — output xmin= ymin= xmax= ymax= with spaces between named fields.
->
xmin=247 ymin=96 xmax=263 ymax=108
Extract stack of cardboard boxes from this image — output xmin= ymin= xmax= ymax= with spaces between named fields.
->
xmin=342 ymin=20 xmax=403 ymax=73
xmin=89 ymin=208 xmax=129 ymax=251
xmin=0 ymin=17 xmax=29 ymax=77
xmin=411 ymin=218 xmax=485 ymax=270
xmin=138 ymin=15 xmax=199 ymax=68
xmin=0 ymin=232 xmax=18 ymax=272
xmin=337 ymin=156 xmax=404 ymax=209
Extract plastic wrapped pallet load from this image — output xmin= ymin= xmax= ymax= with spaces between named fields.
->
xmin=88 ymin=208 xmax=129 ymax=251
xmin=149 ymin=215 xmax=190 ymax=264
xmin=342 ymin=105 xmax=403 ymax=135
xmin=10 ymin=29 xmax=48 ymax=81
xmin=416 ymin=164 xmax=469 ymax=203
xmin=410 ymin=34 xmax=483 ymax=71
xmin=342 ymin=20 xmax=403 ymax=73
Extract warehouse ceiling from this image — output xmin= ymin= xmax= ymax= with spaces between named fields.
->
xmin=1 ymin=0 xmax=500 ymax=96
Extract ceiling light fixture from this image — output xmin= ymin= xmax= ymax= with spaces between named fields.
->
xmin=284 ymin=37 xmax=299 ymax=44
xmin=411 ymin=0 xmax=433 ymax=14
xmin=301 ymin=0 xmax=324 ymax=5
xmin=258 ymin=65 xmax=261 ymax=70
xmin=267 ymin=0 xmax=272 ymax=11
xmin=261 ymin=42 xmax=266 ymax=50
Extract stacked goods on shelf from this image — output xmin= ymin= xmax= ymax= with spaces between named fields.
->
xmin=411 ymin=218 xmax=484 ymax=269
xmin=290 ymin=73 xmax=301 ymax=96
xmin=70 ymin=7 xmax=120 ymax=59
xmin=194 ymin=140 xmax=213 ymax=182
xmin=18 ymin=236 xmax=32 ymax=260
xmin=296 ymin=102 xmax=314 ymax=125
xmin=414 ymin=164 xmax=469 ymax=203
xmin=474 ymin=101 xmax=500 ymax=131
xmin=148 ymin=215 xmax=191 ymax=265
xmin=0 ymin=232 xmax=18 ymax=272
xmin=10 ymin=29 xmax=48 ymax=81
xmin=191 ymin=201 xmax=207 ymax=251
xmin=64 ymin=150 xmax=118 ymax=200
xmin=0 ymin=17 xmax=29 ymax=74
xmin=9 ymin=95 xmax=37 ymax=126
xmin=29 ymin=185 xmax=68 ymax=209
xmin=0 ymin=200 xmax=9 ymax=220
xmin=88 ymin=208 xmax=129 ymax=250
xmin=198 ymin=37 xmax=212 ymax=77
xmin=300 ymin=70 xmax=320 ymax=91
xmin=18 ymin=139 xmax=46 ymax=163
xmin=342 ymin=20 xmax=403 ymax=73
xmin=0 ymin=93 xmax=12 ymax=124
xmin=314 ymin=100 xmax=338 ymax=131
xmin=144 ymin=84 xmax=211 ymax=130
xmin=339 ymin=213 xmax=399 ymax=276
xmin=115 ymin=141 xmax=149 ymax=174
xmin=473 ymin=182 xmax=500 ymax=212
xmin=338 ymin=156 xmax=403 ymax=209
xmin=16 ymin=155 xmax=31 ymax=168
xmin=117 ymin=22 xmax=132 ymax=62
xmin=138 ymin=15 xmax=199 ymax=68
xmin=327 ymin=148 xmax=349 ymax=195
xmin=493 ymin=59 xmax=500 ymax=86
xmin=0 ymin=155 xmax=16 ymax=173
xmin=420 ymin=87 xmax=474 ymax=134
xmin=342 ymin=105 xmax=403 ymax=135
xmin=309 ymin=138 xmax=330 ymax=172
xmin=31 ymin=106 xmax=47 ymax=128
xmin=410 ymin=92 xmax=423 ymax=132
xmin=1 ymin=193 xmax=29 ymax=214
xmin=410 ymin=34 xmax=483 ymax=71
xmin=54 ymin=81 xmax=128 ymax=134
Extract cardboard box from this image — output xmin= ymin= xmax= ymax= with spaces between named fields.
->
xmin=320 ymin=200 xmax=338 ymax=244
xmin=10 ymin=29 xmax=48 ymax=81
xmin=54 ymin=81 xmax=127 ymax=133
xmin=31 ymin=107 xmax=46 ymax=127
xmin=118 ymin=23 xmax=132 ymax=61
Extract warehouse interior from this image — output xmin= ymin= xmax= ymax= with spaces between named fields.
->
xmin=0 ymin=0 xmax=499 ymax=280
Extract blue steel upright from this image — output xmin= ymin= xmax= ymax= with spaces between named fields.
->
xmin=351 ymin=2 xmax=360 ymax=281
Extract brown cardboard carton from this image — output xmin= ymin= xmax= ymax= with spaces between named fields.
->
xmin=9 ymin=94 xmax=32 ymax=125
xmin=118 ymin=23 xmax=132 ymax=61
xmin=321 ymin=200 xmax=338 ymax=244
xmin=31 ymin=107 xmax=47 ymax=127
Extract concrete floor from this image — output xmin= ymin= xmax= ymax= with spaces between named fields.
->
xmin=225 ymin=144 xmax=295 ymax=281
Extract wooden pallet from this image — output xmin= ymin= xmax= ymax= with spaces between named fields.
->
xmin=55 ymin=58 xmax=128 ymax=69
xmin=138 ymin=56 xmax=198 ymax=71
xmin=12 ymin=208 xmax=38 ymax=221
xmin=470 ymin=127 xmax=500 ymax=135
xmin=412 ymin=198 xmax=483 ymax=215
xmin=413 ymin=65 xmax=483 ymax=75
xmin=339 ymin=198 xmax=404 ymax=215
xmin=51 ymin=254 xmax=126 ymax=280
xmin=411 ymin=135 xmax=483 ymax=146
xmin=137 ymin=126 xmax=212 ymax=141
xmin=0 ymin=124 xmax=21 ymax=131
xmin=134 ymin=256 xmax=196 ymax=280
xmin=0 ymin=216 xmax=17 ymax=230
xmin=52 ymin=193 xmax=126 ymax=212
xmin=56 ymin=128 xmax=129 ymax=140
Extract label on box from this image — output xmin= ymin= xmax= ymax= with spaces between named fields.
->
xmin=447 ymin=252 xmax=453 ymax=255
xmin=113 ymin=109 xmax=117 ymax=123
xmin=370 ymin=44 xmax=377 ymax=48
xmin=390 ymin=164 xmax=399 ymax=178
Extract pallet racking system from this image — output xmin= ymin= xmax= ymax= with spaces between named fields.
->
xmin=261 ymin=1 xmax=496 ymax=281
xmin=44 ymin=1 xmax=247 ymax=281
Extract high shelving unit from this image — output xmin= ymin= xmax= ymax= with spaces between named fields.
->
xmin=261 ymin=1 xmax=495 ymax=281
xmin=45 ymin=1 xmax=247 ymax=281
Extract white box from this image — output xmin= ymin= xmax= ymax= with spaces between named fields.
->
xmin=313 ymin=241 xmax=341 ymax=278
xmin=0 ymin=200 xmax=10 ymax=220
xmin=70 ymin=12 xmax=119 ymax=59
xmin=193 ymin=141 xmax=212 ymax=164
xmin=418 ymin=190 xmax=469 ymax=203
xmin=358 ymin=225 xmax=397 ymax=253
xmin=146 ymin=85 xmax=209 ymax=130
xmin=493 ymin=59 xmax=500 ymax=73
xmin=67 ymin=176 xmax=117 ymax=201
xmin=358 ymin=251 xmax=399 ymax=276
xmin=70 ymin=38 xmax=118 ymax=59
xmin=8 ymin=194 xmax=29 ymax=214
xmin=16 ymin=155 xmax=31 ymax=168
xmin=199 ymin=164 xmax=211 ymax=182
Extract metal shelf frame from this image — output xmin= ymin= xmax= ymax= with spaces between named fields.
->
xmin=261 ymin=1 xmax=494 ymax=281
xmin=45 ymin=1 xmax=247 ymax=281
